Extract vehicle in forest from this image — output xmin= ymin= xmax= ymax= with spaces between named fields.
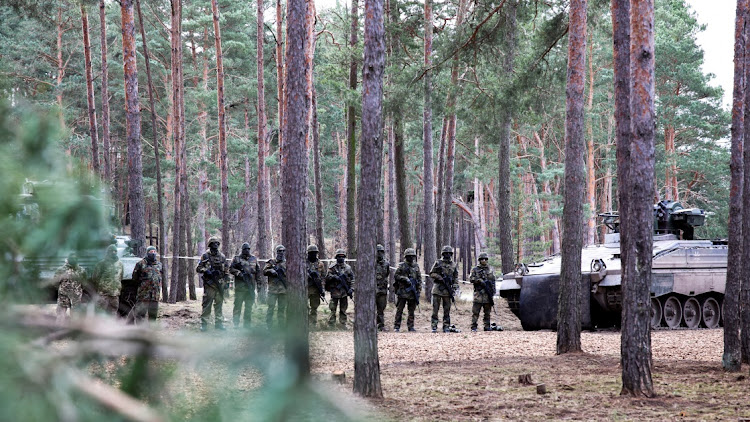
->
xmin=499 ymin=201 xmax=727 ymax=330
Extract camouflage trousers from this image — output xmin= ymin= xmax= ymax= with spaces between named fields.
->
xmin=57 ymin=280 xmax=82 ymax=309
xmin=376 ymin=293 xmax=388 ymax=329
xmin=309 ymin=293 xmax=321 ymax=326
xmin=97 ymin=294 xmax=120 ymax=316
xmin=267 ymin=293 xmax=287 ymax=328
xmin=131 ymin=300 xmax=158 ymax=323
xmin=394 ymin=297 xmax=417 ymax=330
xmin=471 ymin=302 xmax=492 ymax=330
xmin=233 ymin=287 xmax=255 ymax=328
xmin=201 ymin=284 xmax=224 ymax=328
xmin=431 ymin=295 xmax=451 ymax=331
xmin=328 ymin=297 xmax=348 ymax=326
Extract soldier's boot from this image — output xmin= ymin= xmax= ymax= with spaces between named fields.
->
xmin=408 ymin=327 xmax=416 ymax=332
xmin=200 ymin=323 xmax=208 ymax=332
xmin=216 ymin=322 xmax=226 ymax=331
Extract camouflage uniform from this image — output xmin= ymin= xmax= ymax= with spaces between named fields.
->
xmin=54 ymin=260 xmax=87 ymax=322
xmin=393 ymin=248 xmax=421 ymax=331
xmin=229 ymin=243 xmax=260 ymax=328
xmin=429 ymin=246 xmax=459 ymax=332
xmin=375 ymin=245 xmax=391 ymax=331
xmin=306 ymin=245 xmax=328 ymax=327
xmin=263 ymin=245 xmax=288 ymax=328
xmin=131 ymin=247 xmax=163 ymax=323
xmin=92 ymin=245 xmax=124 ymax=315
xmin=196 ymin=237 xmax=229 ymax=330
xmin=325 ymin=250 xmax=354 ymax=327
xmin=470 ymin=256 xmax=496 ymax=331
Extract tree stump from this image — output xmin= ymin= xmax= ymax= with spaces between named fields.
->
xmin=536 ymin=384 xmax=547 ymax=395
xmin=518 ymin=374 xmax=533 ymax=385
xmin=332 ymin=370 xmax=346 ymax=384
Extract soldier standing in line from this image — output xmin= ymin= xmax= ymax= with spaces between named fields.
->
xmin=54 ymin=252 xmax=87 ymax=323
xmin=196 ymin=237 xmax=229 ymax=331
xmin=429 ymin=245 xmax=459 ymax=333
xmin=375 ymin=244 xmax=390 ymax=331
xmin=131 ymin=246 xmax=163 ymax=323
xmin=91 ymin=244 xmax=123 ymax=316
xmin=263 ymin=245 xmax=287 ymax=328
xmin=229 ymin=242 xmax=260 ymax=329
xmin=393 ymin=248 xmax=421 ymax=332
xmin=325 ymin=249 xmax=354 ymax=328
xmin=470 ymin=252 xmax=497 ymax=332
xmin=306 ymin=244 xmax=328 ymax=328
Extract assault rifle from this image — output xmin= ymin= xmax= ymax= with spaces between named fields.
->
xmin=274 ymin=263 xmax=287 ymax=289
xmin=308 ymin=269 xmax=327 ymax=303
xmin=438 ymin=267 xmax=458 ymax=309
xmin=335 ymin=273 xmax=353 ymax=299
xmin=203 ymin=266 xmax=225 ymax=298
xmin=478 ymin=267 xmax=497 ymax=315
xmin=406 ymin=277 xmax=420 ymax=307
xmin=232 ymin=261 xmax=256 ymax=291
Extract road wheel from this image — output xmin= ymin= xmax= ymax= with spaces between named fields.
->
xmin=682 ymin=297 xmax=701 ymax=329
xmin=650 ymin=297 xmax=662 ymax=328
xmin=701 ymin=297 xmax=721 ymax=329
xmin=663 ymin=295 xmax=682 ymax=329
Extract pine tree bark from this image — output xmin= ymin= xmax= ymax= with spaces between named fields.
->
xmin=346 ymin=0 xmax=360 ymax=255
xmin=354 ymin=0 xmax=385 ymax=397
xmin=585 ymin=38 xmax=596 ymax=245
xmin=435 ymin=117 xmax=447 ymax=257
xmin=121 ymin=0 xmax=146 ymax=257
xmin=723 ymin=0 xmax=746 ymax=373
xmin=211 ymin=0 xmax=230 ymax=255
xmin=387 ymin=124 xmax=397 ymax=303
xmin=393 ymin=115 xmax=411 ymax=250
xmin=276 ymin=0 xmax=284 ymax=167
xmin=257 ymin=0 xmax=272 ymax=260
xmin=168 ymin=0 xmax=184 ymax=303
xmin=741 ymin=2 xmax=750 ymax=365
xmin=312 ymin=89 xmax=326 ymax=257
xmin=620 ymin=0 xmax=655 ymax=396
xmin=497 ymin=0 xmax=517 ymax=275
xmin=99 ymin=0 xmax=111 ymax=183
xmin=282 ymin=0 xmax=312 ymax=375
xmin=197 ymin=26 xmax=210 ymax=257
xmin=421 ymin=0 xmax=437 ymax=275
xmin=80 ymin=4 xmax=100 ymax=174
xmin=136 ymin=0 xmax=168 ymax=299
xmin=556 ymin=0 xmax=587 ymax=355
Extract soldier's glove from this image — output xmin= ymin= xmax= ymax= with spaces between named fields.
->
xmin=267 ymin=269 xmax=278 ymax=277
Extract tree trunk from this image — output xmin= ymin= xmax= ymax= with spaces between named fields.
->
xmin=387 ymin=123 xmax=397 ymax=303
xmin=421 ymin=0 xmax=437 ymax=277
xmin=276 ymin=0 xmax=284 ymax=153
xmin=282 ymin=0 xmax=312 ymax=375
xmin=136 ymin=0 xmax=168 ymax=300
xmin=80 ymin=4 xmax=100 ymax=175
xmin=257 ymin=0 xmax=272 ymax=260
xmin=556 ymin=0 xmax=587 ymax=355
xmin=497 ymin=0 xmax=517 ymax=274
xmin=312 ymin=89 xmax=326 ymax=257
xmin=354 ymin=0 xmax=385 ymax=397
xmin=435 ymin=117 xmax=447 ymax=255
xmin=393 ymin=114 xmax=411 ymax=251
xmin=56 ymin=6 xmax=68 ymax=131
xmin=121 ymin=0 xmax=146 ymax=257
xmin=99 ymin=0 xmax=111 ymax=183
xmin=664 ymin=125 xmax=678 ymax=201
xmin=585 ymin=38 xmax=596 ymax=245
xmin=211 ymin=0 xmax=230 ymax=255
xmin=741 ymin=2 xmax=750 ymax=365
xmin=197 ymin=26 xmax=210 ymax=258
xmin=620 ymin=0 xmax=656 ymax=397
xmin=723 ymin=0 xmax=746 ymax=373
xmin=346 ymin=0 xmax=360 ymax=256
xmin=168 ymin=0 xmax=184 ymax=303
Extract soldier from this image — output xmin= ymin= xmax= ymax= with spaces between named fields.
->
xmin=91 ymin=244 xmax=123 ymax=315
xmin=470 ymin=252 xmax=497 ymax=331
xmin=54 ymin=252 xmax=87 ymax=323
xmin=429 ymin=245 xmax=459 ymax=333
xmin=375 ymin=244 xmax=390 ymax=331
xmin=306 ymin=244 xmax=328 ymax=328
xmin=325 ymin=249 xmax=354 ymax=328
xmin=196 ymin=237 xmax=229 ymax=331
xmin=393 ymin=248 xmax=421 ymax=332
xmin=229 ymin=242 xmax=260 ymax=329
xmin=263 ymin=245 xmax=287 ymax=328
xmin=131 ymin=246 xmax=163 ymax=323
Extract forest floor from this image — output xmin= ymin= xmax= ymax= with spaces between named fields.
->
xmin=35 ymin=289 xmax=750 ymax=421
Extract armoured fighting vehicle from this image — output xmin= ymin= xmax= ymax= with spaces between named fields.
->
xmin=499 ymin=201 xmax=726 ymax=330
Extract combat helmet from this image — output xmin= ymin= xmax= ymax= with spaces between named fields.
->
xmin=376 ymin=244 xmax=385 ymax=252
xmin=208 ymin=237 xmax=220 ymax=247
xmin=335 ymin=249 xmax=346 ymax=257
xmin=275 ymin=244 xmax=286 ymax=252
xmin=307 ymin=244 xmax=319 ymax=253
xmin=241 ymin=242 xmax=251 ymax=250
xmin=441 ymin=245 xmax=454 ymax=254
xmin=404 ymin=248 xmax=417 ymax=257
xmin=478 ymin=252 xmax=489 ymax=260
